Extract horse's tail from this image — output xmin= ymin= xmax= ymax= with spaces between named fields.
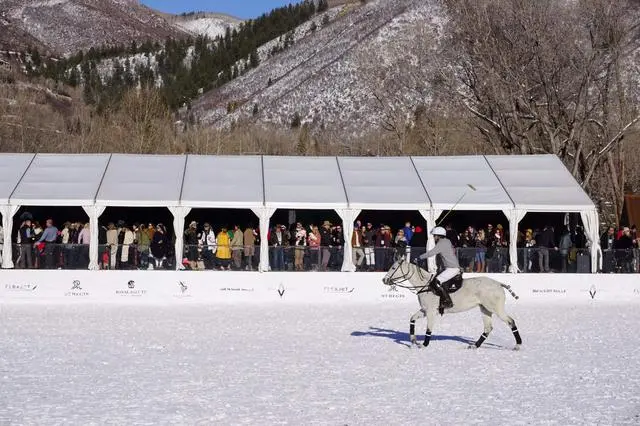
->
xmin=501 ymin=283 xmax=519 ymax=300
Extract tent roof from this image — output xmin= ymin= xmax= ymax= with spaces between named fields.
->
xmin=262 ymin=156 xmax=347 ymax=209
xmin=95 ymin=154 xmax=186 ymax=207
xmin=337 ymin=157 xmax=430 ymax=210
xmin=0 ymin=153 xmax=595 ymax=213
xmin=10 ymin=154 xmax=110 ymax=206
xmin=485 ymin=155 xmax=595 ymax=211
xmin=181 ymin=155 xmax=263 ymax=209
xmin=412 ymin=156 xmax=514 ymax=211
xmin=0 ymin=153 xmax=34 ymax=204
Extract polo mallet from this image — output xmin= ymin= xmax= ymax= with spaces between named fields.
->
xmin=436 ymin=184 xmax=477 ymax=226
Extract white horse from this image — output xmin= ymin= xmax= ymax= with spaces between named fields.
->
xmin=381 ymin=258 xmax=522 ymax=349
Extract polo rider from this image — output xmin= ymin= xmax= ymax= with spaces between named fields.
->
xmin=416 ymin=226 xmax=460 ymax=310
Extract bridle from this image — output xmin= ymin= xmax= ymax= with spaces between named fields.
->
xmin=384 ymin=258 xmax=433 ymax=294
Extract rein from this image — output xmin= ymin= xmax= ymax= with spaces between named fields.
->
xmin=385 ymin=259 xmax=432 ymax=294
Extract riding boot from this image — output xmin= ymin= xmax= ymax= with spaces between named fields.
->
xmin=432 ymin=279 xmax=453 ymax=313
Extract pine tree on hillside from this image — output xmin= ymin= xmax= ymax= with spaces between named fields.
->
xmin=249 ymin=49 xmax=260 ymax=68
xmin=291 ymin=112 xmax=302 ymax=128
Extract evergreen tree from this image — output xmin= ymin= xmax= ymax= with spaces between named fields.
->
xmin=291 ymin=112 xmax=302 ymax=128
xmin=68 ymin=67 xmax=79 ymax=87
xmin=249 ymin=49 xmax=260 ymax=68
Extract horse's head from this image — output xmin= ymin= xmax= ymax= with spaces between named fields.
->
xmin=382 ymin=257 xmax=434 ymax=291
xmin=381 ymin=258 xmax=404 ymax=286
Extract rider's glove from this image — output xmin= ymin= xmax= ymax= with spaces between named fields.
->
xmin=412 ymin=257 xmax=420 ymax=265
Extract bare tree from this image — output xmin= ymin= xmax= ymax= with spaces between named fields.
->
xmin=438 ymin=0 xmax=640 ymax=223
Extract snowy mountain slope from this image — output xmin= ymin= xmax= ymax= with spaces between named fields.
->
xmin=0 ymin=0 xmax=187 ymax=56
xmin=170 ymin=13 xmax=242 ymax=40
xmin=189 ymin=0 xmax=445 ymax=135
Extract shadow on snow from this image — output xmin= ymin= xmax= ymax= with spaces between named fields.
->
xmin=351 ymin=327 xmax=505 ymax=349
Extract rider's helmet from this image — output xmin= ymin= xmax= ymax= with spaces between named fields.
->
xmin=430 ymin=226 xmax=447 ymax=237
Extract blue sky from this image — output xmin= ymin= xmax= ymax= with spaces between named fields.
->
xmin=141 ymin=0 xmax=293 ymax=19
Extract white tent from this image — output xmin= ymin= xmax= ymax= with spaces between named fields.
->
xmin=0 ymin=153 xmax=36 ymax=268
xmin=261 ymin=156 xmax=349 ymax=271
xmin=180 ymin=155 xmax=264 ymax=269
xmin=337 ymin=156 xmax=432 ymax=271
xmin=4 ymin=154 xmax=111 ymax=269
xmin=95 ymin=154 xmax=187 ymax=269
xmin=11 ymin=153 xmax=111 ymax=206
xmin=412 ymin=155 xmax=516 ymax=271
xmin=486 ymin=155 xmax=600 ymax=271
xmin=0 ymin=153 xmax=599 ymax=273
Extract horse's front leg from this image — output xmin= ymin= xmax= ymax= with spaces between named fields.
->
xmin=423 ymin=308 xmax=436 ymax=347
xmin=409 ymin=309 xmax=426 ymax=346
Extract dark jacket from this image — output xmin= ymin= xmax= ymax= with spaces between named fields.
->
xmin=537 ymin=228 xmax=556 ymax=248
xmin=615 ymin=235 xmax=633 ymax=251
xmin=19 ymin=225 xmax=35 ymax=245
xmin=411 ymin=230 xmax=426 ymax=248
xmin=320 ymin=228 xmax=332 ymax=247
xmin=600 ymin=232 xmax=615 ymax=250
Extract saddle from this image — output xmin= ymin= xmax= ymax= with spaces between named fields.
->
xmin=443 ymin=273 xmax=463 ymax=294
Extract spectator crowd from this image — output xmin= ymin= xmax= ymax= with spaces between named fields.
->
xmin=4 ymin=211 xmax=638 ymax=274
xmin=599 ymin=225 xmax=640 ymax=273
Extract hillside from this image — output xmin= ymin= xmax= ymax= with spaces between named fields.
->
xmin=169 ymin=12 xmax=242 ymax=40
xmin=189 ymin=0 xmax=444 ymax=136
xmin=0 ymin=0 xmax=187 ymax=56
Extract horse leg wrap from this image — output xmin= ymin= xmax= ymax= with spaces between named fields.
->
xmin=409 ymin=321 xmax=416 ymax=340
xmin=423 ymin=330 xmax=432 ymax=347
xmin=511 ymin=323 xmax=522 ymax=345
xmin=475 ymin=333 xmax=489 ymax=348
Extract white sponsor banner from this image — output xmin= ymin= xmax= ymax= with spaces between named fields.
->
xmin=0 ymin=271 xmax=639 ymax=305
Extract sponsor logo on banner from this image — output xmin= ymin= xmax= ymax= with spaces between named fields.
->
xmin=5 ymin=284 xmax=38 ymax=292
xmin=65 ymin=280 xmax=89 ymax=297
xmin=589 ymin=284 xmax=597 ymax=299
xmin=323 ymin=286 xmax=355 ymax=294
xmin=634 ymin=288 xmax=640 ymax=296
xmin=116 ymin=280 xmax=147 ymax=297
xmin=277 ymin=283 xmax=285 ymax=298
xmin=220 ymin=287 xmax=255 ymax=292
xmin=381 ymin=285 xmax=406 ymax=299
xmin=174 ymin=281 xmax=192 ymax=298
xmin=531 ymin=288 xmax=567 ymax=294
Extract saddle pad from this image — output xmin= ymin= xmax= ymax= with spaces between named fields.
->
xmin=445 ymin=274 xmax=463 ymax=293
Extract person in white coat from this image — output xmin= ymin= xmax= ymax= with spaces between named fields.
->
xmin=121 ymin=225 xmax=135 ymax=268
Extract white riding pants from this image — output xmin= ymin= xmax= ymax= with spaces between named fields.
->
xmin=436 ymin=268 xmax=460 ymax=283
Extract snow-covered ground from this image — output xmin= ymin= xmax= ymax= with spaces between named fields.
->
xmin=1 ymin=303 xmax=639 ymax=424
xmin=173 ymin=17 xmax=238 ymax=40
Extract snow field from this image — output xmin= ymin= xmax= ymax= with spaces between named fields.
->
xmin=1 ymin=303 xmax=639 ymax=425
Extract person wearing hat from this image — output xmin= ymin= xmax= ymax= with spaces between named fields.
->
xmin=184 ymin=221 xmax=199 ymax=269
xmin=320 ymin=220 xmax=333 ymax=270
xmin=416 ymin=226 xmax=460 ymax=311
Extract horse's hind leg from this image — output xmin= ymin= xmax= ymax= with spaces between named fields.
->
xmin=472 ymin=306 xmax=494 ymax=349
xmin=494 ymin=307 xmax=523 ymax=350
xmin=409 ymin=309 xmax=426 ymax=346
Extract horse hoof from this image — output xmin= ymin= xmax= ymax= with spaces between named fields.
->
xmin=513 ymin=345 xmax=521 ymax=351
xmin=467 ymin=344 xmax=478 ymax=350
